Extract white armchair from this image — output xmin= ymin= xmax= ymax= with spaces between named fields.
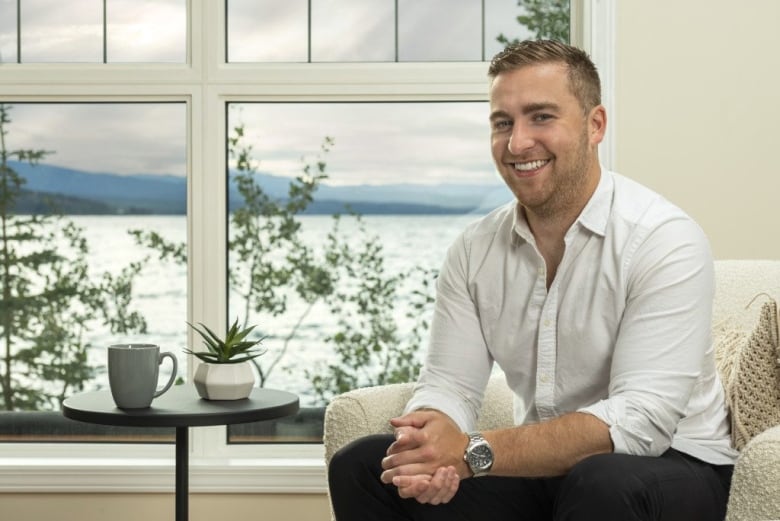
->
xmin=324 ymin=260 xmax=780 ymax=521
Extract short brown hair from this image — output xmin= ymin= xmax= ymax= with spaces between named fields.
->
xmin=488 ymin=40 xmax=601 ymax=113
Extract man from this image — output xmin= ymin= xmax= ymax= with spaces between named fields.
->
xmin=328 ymin=40 xmax=736 ymax=521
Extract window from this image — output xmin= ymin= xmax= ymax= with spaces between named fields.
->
xmin=0 ymin=0 xmax=614 ymax=494
xmin=226 ymin=0 xmax=541 ymax=63
xmin=0 ymin=0 xmax=186 ymax=63
xmin=224 ymin=101 xmax=505 ymax=443
xmin=0 ymin=102 xmax=186 ymax=441
xmin=0 ymin=0 xmax=18 ymax=62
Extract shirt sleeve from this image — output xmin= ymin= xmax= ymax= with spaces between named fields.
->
xmin=404 ymin=231 xmax=494 ymax=432
xmin=579 ymin=213 xmax=715 ymax=457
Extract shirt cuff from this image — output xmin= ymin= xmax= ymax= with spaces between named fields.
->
xmin=578 ymin=397 xmax=655 ymax=456
xmin=404 ymin=387 xmax=477 ymax=432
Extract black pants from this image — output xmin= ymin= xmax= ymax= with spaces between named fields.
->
xmin=328 ymin=434 xmax=733 ymax=521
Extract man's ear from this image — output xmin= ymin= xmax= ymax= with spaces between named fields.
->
xmin=588 ymin=105 xmax=607 ymax=145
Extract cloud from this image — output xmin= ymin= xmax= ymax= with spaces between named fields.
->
xmin=107 ymin=0 xmax=186 ymax=63
xmin=0 ymin=0 xmax=17 ymax=63
xmin=10 ymin=0 xmax=184 ymax=63
xmin=229 ymin=101 xmax=499 ymax=186
xmin=3 ymin=0 xmax=526 ymax=64
xmin=19 ymin=0 xmax=102 ymax=62
xmin=311 ymin=0 xmax=396 ymax=62
xmin=4 ymin=100 xmax=499 ymax=187
xmin=226 ymin=0 xmax=525 ymax=63
xmin=398 ymin=0 xmax=481 ymax=61
xmin=228 ymin=0 xmax=309 ymax=62
xmin=4 ymin=103 xmax=186 ymax=176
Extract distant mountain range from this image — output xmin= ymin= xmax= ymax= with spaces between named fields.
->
xmin=6 ymin=161 xmax=511 ymax=215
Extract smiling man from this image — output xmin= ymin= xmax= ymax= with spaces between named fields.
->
xmin=328 ymin=40 xmax=737 ymax=521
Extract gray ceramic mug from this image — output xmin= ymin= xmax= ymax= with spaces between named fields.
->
xmin=108 ymin=344 xmax=178 ymax=409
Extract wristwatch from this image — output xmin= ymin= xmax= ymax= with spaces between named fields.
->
xmin=463 ymin=431 xmax=494 ymax=477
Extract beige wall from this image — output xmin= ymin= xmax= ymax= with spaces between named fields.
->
xmin=3 ymin=3 xmax=779 ymax=520
xmin=614 ymin=0 xmax=780 ymax=259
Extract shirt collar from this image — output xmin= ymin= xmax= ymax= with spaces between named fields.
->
xmin=510 ymin=168 xmax=614 ymax=244
xmin=576 ymin=168 xmax=613 ymax=237
xmin=511 ymin=203 xmax=532 ymax=245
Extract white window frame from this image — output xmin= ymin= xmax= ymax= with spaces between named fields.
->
xmin=0 ymin=0 xmax=615 ymax=494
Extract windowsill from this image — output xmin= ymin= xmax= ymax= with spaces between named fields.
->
xmin=0 ymin=407 xmax=328 ymax=493
xmin=0 ymin=445 xmax=328 ymax=494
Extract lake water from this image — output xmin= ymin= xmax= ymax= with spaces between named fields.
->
xmin=68 ymin=213 xmax=485 ymax=406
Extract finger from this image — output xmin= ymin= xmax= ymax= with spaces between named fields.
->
xmin=381 ymin=452 xmax=401 ymax=472
xmin=381 ymin=460 xmax=436 ymax=484
xmin=392 ymin=474 xmax=428 ymax=489
xmin=436 ymin=467 xmax=460 ymax=504
xmin=393 ymin=475 xmax=431 ymax=499
xmin=386 ymin=428 xmax=424 ymax=456
xmin=389 ymin=427 xmax=416 ymax=449
xmin=416 ymin=467 xmax=447 ymax=504
xmin=380 ymin=461 xmax=418 ymax=483
xmin=390 ymin=411 xmax=430 ymax=429
xmin=425 ymin=466 xmax=458 ymax=505
xmin=381 ymin=443 xmax=430 ymax=473
xmin=425 ymin=468 xmax=448 ymax=505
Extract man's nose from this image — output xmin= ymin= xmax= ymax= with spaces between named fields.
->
xmin=508 ymin=124 xmax=533 ymax=155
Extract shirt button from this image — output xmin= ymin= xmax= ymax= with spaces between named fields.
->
xmin=540 ymin=374 xmax=551 ymax=383
xmin=543 ymin=319 xmax=552 ymax=328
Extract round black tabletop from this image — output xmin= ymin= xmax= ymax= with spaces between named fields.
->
xmin=62 ymin=385 xmax=299 ymax=428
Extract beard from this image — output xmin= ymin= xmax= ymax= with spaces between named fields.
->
xmin=522 ymin=127 xmax=593 ymax=220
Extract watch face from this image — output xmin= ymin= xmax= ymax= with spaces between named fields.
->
xmin=469 ymin=443 xmax=493 ymax=470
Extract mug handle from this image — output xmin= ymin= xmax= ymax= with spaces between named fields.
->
xmin=154 ymin=352 xmax=178 ymax=398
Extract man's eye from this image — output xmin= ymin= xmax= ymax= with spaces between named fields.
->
xmin=493 ymin=120 xmax=512 ymax=130
xmin=533 ymin=113 xmax=553 ymax=122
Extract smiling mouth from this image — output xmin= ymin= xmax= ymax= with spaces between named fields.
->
xmin=513 ymin=159 xmax=550 ymax=172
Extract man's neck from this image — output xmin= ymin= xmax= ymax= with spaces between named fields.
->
xmin=524 ymin=211 xmax=569 ymax=289
xmin=524 ymin=166 xmax=602 ymax=287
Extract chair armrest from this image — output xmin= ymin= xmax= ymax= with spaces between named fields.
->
xmin=323 ymin=377 xmax=514 ymax=464
xmin=324 ymin=382 xmax=413 ymax=464
xmin=726 ymin=424 xmax=780 ymax=521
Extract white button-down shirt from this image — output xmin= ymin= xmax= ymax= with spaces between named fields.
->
xmin=405 ymin=170 xmax=737 ymax=465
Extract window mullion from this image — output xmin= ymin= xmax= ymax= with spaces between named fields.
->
xmin=16 ymin=0 xmax=21 ymax=63
xmin=394 ymin=0 xmax=399 ymax=62
xmin=102 ymin=0 xmax=107 ymax=63
xmin=190 ymin=0 xmax=230 ymax=459
xmin=572 ymin=0 xmax=616 ymax=170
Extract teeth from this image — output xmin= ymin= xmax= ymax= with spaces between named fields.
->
xmin=514 ymin=159 xmax=548 ymax=171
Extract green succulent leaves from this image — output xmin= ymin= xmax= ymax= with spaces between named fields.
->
xmin=185 ymin=318 xmax=266 ymax=364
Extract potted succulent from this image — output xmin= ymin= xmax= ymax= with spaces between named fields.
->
xmin=185 ymin=318 xmax=266 ymax=400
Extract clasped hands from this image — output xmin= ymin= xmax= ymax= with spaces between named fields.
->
xmin=380 ymin=409 xmax=470 ymax=505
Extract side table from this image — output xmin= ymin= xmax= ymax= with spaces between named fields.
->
xmin=62 ymin=385 xmax=299 ymax=521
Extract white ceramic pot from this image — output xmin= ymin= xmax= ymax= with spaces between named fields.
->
xmin=193 ymin=361 xmax=255 ymax=400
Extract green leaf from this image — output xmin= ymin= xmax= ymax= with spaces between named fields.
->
xmin=186 ymin=318 xmax=265 ymax=364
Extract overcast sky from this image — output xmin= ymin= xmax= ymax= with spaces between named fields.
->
xmin=3 ymin=102 xmax=188 ymax=177
xmin=4 ymin=101 xmax=502 ymax=186
xmin=229 ymin=102 xmax=502 ymax=186
xmin=228 ymin=0 xmax=529 ymax=62
xmin=0 ymin=0 xmax=532 ymax=187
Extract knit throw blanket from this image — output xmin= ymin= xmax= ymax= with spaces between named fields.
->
xmin=716 ymin=297 xmax=780 ymax=450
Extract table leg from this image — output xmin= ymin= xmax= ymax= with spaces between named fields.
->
xmin=176 ymin=426 xmax=189 ymax=521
